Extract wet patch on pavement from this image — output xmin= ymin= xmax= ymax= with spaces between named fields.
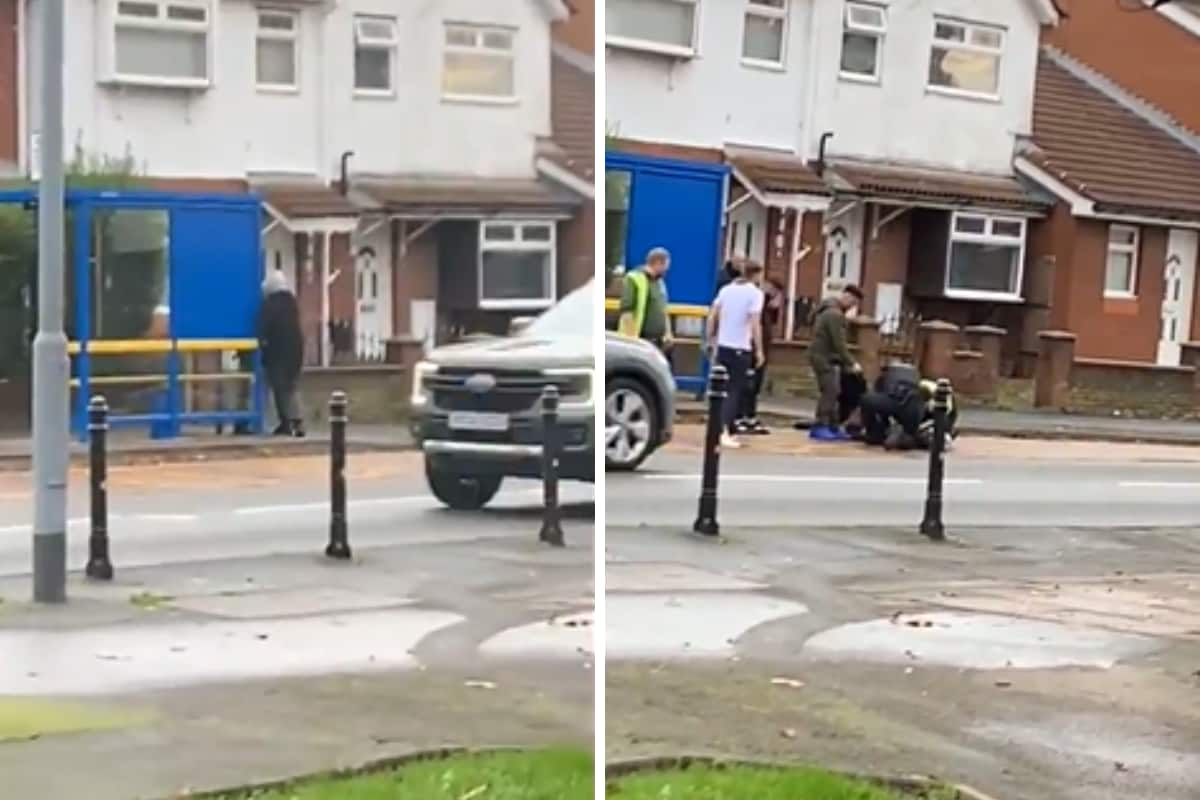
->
xmin=0 ymin=608 xmax=464 ymax=695
xmin=607 ymin=592 xmax=808 ymax=659
xmin=801 ymin=611 xmax=1158 ymax=670
xmin=479 ymin=611 xmax=594 ymax=660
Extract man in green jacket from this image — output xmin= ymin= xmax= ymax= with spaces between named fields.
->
xmin=808 ymin=285 xmax=863 ymax=441
xmin=617 ymin=247 xmax=673 ymax=356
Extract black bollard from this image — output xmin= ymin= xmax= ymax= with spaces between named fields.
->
xmin=693 ymin=365 xmax=728 ymax=537
xmin=85 ymin=396 xmax=114 ymax=581
xmin=326 ymin=391 xmax=352 ymax=560
xmin=919 ymin=378 xmax=952 ymax=542
xmin=539 ymin=385 xmax=565 ymax=547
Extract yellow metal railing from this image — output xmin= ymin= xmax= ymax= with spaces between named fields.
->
xmin=67 ymin=338 xmax=258 ymax=387
xmin=603 ymin=299 xmax=710 ymax=320
xmin=67 ymin=338 xmax=258 ymax=355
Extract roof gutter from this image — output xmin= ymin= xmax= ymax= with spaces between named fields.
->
xmin=1015 ymin=155 xmax=1200 ymax=229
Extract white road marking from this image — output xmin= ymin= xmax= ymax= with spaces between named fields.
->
xmin=642 ymin=473 xmax=984 ymax=486
xmin=1118 ymin=481 xmax=1200 ymax=489
xmin=132 ymin=513 xmax=198 ymax=523
xmin=0 ymin=517 xmax=88 ymax=535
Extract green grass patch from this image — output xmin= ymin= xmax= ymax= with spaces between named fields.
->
xmin=0 ymin=697 xmax=150 ymax=742
xmin=129 ymin=591 xmax=174 ymax=610
xmin=608 ymin=764 xmax=955 ymax=799
xmin=215 ymin=748 xmax=592 ymax=800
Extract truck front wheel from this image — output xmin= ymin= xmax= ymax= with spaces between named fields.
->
xmin=425 ymin=463 xmax=503 ymax=510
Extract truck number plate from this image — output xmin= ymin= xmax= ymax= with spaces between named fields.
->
xmin=448 ymin=411 xmax=509 ymax=432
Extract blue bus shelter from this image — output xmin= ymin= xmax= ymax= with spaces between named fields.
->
xmin=606 ymin=151 xmax=729 ymax=393
xmin=0 ymin=188 xmax=265 ymax=440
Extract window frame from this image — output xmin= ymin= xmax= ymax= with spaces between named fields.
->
xmin=111 ymin=0 xmax=212 ymax=88
xmin=943 ymin=211 xmax=1027 ymax=301
xmin=606 ymin=0 xmax=701 ymax=60
xmin=478 ymin=220 xmax=558 ymax=310
xmin=839 ymin=1 xmax=886 ymax=83
xmin=927 ymin=16 xmax=1006 ymax=100
xmin=441 ymin=22 xmax=518 ymax=105
xmin=741 ymin=0 xmax=788 ymax=70
xmin=353 ymin=14 xmax=399 ymax=97
xmin=1104 ymin=223 xmax=1140 ymax=299
xmin=255 ymin=7 xmax=299 ymax=93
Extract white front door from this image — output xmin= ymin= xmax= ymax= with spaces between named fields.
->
xmin=1157 ymin=229 xmax=1199 ymax=366
xmin=353 ymin=246 xmax=390 ymax=361
xmin=823 ymin=204 xmax=864 ymax=298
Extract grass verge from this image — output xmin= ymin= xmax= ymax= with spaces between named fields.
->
xmin=608 ymin=764 xmax=957 ymax=799
xmin=214 ymin=748 xmax=592 ymax=800
xmin=0 ymin=697 xmax=151 ymax=742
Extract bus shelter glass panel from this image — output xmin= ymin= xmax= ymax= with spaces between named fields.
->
xmin=84 ymin=209 xmax=171 ymax=418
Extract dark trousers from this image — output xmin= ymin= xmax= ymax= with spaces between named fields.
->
xmin=812 ymin=363 xmax=840 ymax=427
xmin=644 ymin=335 xmax=674 ymax=369
xmin=267 ymin=367 xmax=301 ymax=429
xmin=738 ymin=356 xmax=767 ymax=421
xmin=861 ymin=391 xmax=923 ymax=446
xmin=716 ymin=346 xmax=751 ymax=434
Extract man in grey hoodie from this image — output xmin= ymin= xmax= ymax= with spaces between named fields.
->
xmin=807 ymin=285 xmax=863 ymax=441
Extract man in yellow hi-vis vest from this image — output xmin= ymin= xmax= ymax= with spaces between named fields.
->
xmin=617 ymin=247 xmax=672 ymax=357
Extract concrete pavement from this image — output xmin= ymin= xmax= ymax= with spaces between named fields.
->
xmin=0 ymin=453 xmax=594 ymax=799
xmin=0 ymin=424 xmax=414 ymax=471
xmin=605 ymin=439 xmax=1200 ymax=799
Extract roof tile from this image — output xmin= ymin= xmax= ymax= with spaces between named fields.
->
xmin=1031 ymin=53 xmax=1200 ymax=220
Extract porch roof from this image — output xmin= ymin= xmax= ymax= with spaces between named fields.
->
xmin=356 ymin=176 xmax=580 ymax=218
xmin=728 ymin=153 xmax=829 ymax=197
xmin=255 ymin=182 xmax=370 ymax=219
xmin=827 ymin=160 xmax=1051 ymax=213
xmin=1026 ymin=50 xmax=1200 ymax=222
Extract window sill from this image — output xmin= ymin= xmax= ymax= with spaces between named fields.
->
xmin=740 ymin=57 xmax=786 ymax=73
xmin=839 ymin=71 xmax=881 ymax=86
xmin=926 ymin=85 xmax=1001 ymax=104
xmin=944 ymin=289 xmax=1023 ymax=303
xmin=441 ymin=94 xmax=520 ymax=107
xmin=1103 ymin=291 xmax=1139 ymax=301
xmin=353 ymin=88 xmax=396 ymax=100
xmin=257 ymin=83 xmax=300 ymax=96
xmin=479 ymin=298 xmax=556 ymax=311
xmin=100 ymin=75 xmax=211 ymax=92
xmin=606 ymin=36 xmax=697 ymax=60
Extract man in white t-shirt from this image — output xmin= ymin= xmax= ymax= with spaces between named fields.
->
xmin=705 ymin=260 xmax=765 ymax=449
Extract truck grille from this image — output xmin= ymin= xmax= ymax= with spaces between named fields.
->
xmin=430 ymin=369 xmax=575 ymax=414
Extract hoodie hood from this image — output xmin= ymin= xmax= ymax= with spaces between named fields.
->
xmin=262 ymin=270 xmax=290 ymax=296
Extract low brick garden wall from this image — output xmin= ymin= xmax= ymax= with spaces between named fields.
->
xmin=1066 ymin=359 xmax=1196 ymax=419
xmin=298 ymin=365 xmax=409 ymax=426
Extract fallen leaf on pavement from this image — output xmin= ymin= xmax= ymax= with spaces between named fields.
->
xmin=1114 ymin=762 xmax=1129 ymax=773
xmin=780 ymin=728 xmax=797 ymax=739
xmin=995 ymin=680 xmax=1012 ymax=688
xmin=464 ymin=680 xmax=496 ymax=690
xmin=770 ymin=677 xmax=805 ymax=689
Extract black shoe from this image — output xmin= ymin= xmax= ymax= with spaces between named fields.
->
xmin=733 ymin=419 xmax=753 ymax=434
xmin=272 ymin=423 xmax=292 ymax=436
xmin=291 ymin=421 xmax=306 ymax=439
xmin=745 ymin=418 xmax=771 ymax=435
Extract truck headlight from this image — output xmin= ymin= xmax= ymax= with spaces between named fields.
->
xmin=411 ymin=361 xmax=438 ymax=407
xmin=545 ymin=368 xmax=593 ymax=403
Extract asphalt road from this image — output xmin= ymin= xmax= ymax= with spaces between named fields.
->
xmin=0 ymin=468 xmax=595 ymax=576
xmin=609 ymin=450 xmax=1200 ymax=528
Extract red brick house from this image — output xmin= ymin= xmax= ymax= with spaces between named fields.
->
xmin=1016 ymin=43 xmax=1200 ymax=367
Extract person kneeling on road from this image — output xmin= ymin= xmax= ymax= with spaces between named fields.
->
xmin=860 ymin=364 xmax=957 ymax=451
